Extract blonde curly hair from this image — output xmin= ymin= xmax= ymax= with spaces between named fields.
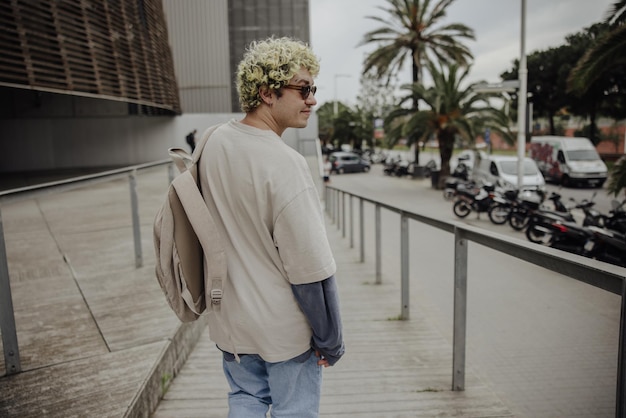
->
xmin=236 ymin=37 xmax=320 ymax=113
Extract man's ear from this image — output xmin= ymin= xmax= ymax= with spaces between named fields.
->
xmin=259 ymin=86 xmax=274 ymax=105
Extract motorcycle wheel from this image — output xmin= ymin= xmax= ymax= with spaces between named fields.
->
xmin=525 ymin=225 xmax=551 ymax=244
xmin=509 ymin=212 xmax=529 ymax=231
xmin=488 ymin=204 xmax=510 ymax=225
xmin=453 ymin=200 xmax=472 ymax=218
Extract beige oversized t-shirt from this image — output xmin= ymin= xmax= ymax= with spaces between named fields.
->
xmin=199 ymin=120 xmax=336 ymax=362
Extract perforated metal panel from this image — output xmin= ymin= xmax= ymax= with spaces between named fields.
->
xmin=0 ymin=0 xmax=181 ymax=114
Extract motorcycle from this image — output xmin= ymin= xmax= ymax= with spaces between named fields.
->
xmin=452 ymin=182 xmax=496 ymax=219
xmin=585 ymin=226 xmax=626 ymax=267
xmin=487 ymin=188 xmax=519 ymax=225
xmin=526 ymin=214 xmax=592 ymax=248
xmin=524 ymin=194 xmax=598 ymax=244
xmin=526 ymin=218 xmax=626 ymax=268
xmin=526 ymin=195 xmax=624 ymax=246
xmin=601 ymin=199 xmax=626 ymax=234
xmin=383 ymin=158 xmax=411 ymax=177
xmin=507 ymin=188 xmax=550 ymax=231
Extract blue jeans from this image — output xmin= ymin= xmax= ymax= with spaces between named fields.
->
xmin=222 ymin=350 xmax=322 ymax=418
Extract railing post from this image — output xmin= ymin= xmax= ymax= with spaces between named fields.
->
xmin=129 ymin=171 xmax=143 ymax=268
xmin=375 ymin=204 xmax=382 ymax=285
xmin=400 ymin=213 xmax=409 ymax=320
xmin=359 ymin=198 xmax=364 ymax=263
xmin=335 ymin=190 xmax=341 ymax=229
xmin=329 ymin=188 xmax=334 ymax=221
xmin=342 ymin=192 xmax=346 ymax=238
xmin=349 ymin=195 xmax=354 ymax=248
xmin=324 ymin=186 xmax=329 ymax=214
xmin=0 ymin=207 xmax=21 ymax=375
xmin=616 ymin=280 xmax=626 ymax=417
xmin=452 ymin=226 xmax=468 ymax=391
xmin=333 ymin=189 xmax=337 ymax=222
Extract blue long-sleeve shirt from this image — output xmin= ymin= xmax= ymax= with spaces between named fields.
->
xmin=291 ymin=275 xmax=345 ymax=366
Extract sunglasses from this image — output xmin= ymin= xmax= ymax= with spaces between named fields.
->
xmin=282 ymin=84 xmax=317 ymax=100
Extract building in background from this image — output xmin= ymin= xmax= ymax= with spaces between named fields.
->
xmin=0 ymin=0 xmax=316 ymax=179
xmin=162 ymin=0 xmax=310 ymax=114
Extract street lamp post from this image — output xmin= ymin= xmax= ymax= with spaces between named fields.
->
xmin=516 ymin=0 xmax=528 ymax=188
xmin=334 ymin=74 xmax=351 ymax=116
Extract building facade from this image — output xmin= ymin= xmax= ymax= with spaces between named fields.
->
xmin=0 ymin=0 xmax=316 ymax=176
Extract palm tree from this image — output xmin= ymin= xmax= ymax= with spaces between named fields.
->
xmin=360 ymin=0 xmax=474 ymax=85
xmin=607 ymin=156 xmax=626 ymax=198
xmin=359 ymin=0 xmax=475 ymax=163
xmin=568 ymin=0 xmax=626 ymax=92
xmin=385 ymin=62 xmax=512 ymax=188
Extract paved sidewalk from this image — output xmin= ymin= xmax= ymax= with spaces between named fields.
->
xmin=0 ymin=163 xmax=621 ymax=417
xmin=152 ymin=212 xmax=513 ymax=417
xmin=0 ymin=167 xmax=205 ymax=417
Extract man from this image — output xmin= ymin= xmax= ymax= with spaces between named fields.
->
xmin=198 ymin=37 xmax=344 ymax=417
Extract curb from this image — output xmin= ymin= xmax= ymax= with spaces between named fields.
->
xmin=125 ymin=317 xmax=209 ymax=418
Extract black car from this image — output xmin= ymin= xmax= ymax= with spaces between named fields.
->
xmin=329 ymin=152 xmax=371 ymax=174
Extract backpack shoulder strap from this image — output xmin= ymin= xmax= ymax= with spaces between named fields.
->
xmin=172 ymin=171 xmax=227 ymax=309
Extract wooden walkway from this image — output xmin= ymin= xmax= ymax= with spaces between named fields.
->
xmin=153 ymin=215 xmax=513 ymax=417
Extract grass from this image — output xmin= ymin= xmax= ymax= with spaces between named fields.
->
xmin=416 ymin=387 xmax=443 ymax=393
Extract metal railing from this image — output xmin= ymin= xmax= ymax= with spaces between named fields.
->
xmin=325 ymin=185 xmax=626 ymax=417
xmin=0 ymin=160 xmax=173 ymax=376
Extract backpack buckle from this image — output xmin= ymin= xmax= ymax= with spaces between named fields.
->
xmin=210 ymin=288 xmax=223 ymax=305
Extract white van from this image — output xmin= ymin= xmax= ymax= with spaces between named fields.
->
xmin=475 ymin=155 xmax=545 ymax=190
xmin=529 ymin=136 xmax=607 ymax=187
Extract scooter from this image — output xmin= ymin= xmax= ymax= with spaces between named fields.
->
xmin=524 ymin=196 xmax=593 ymax=244
xmin=602 ymin=199 xmax=626 ymax=234
xmin=526 ymin=214 xmax=593 ymax=250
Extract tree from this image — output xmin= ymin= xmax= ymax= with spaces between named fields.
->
xmin=359 ymin=0 xmax=474 ymax=85
xmin=385 ymin=62 xmax=510 ymax=188
xmin=500 ymin=45 xmax=581 ymax=136
xmin=568 ymin=1 xmax=626 ymax=92
xmin=568 ymin=1 xmax=626 ymax=125
xmin=501 ymin=21 xmax=625 ymax=143
xmin=359 ymin=0 xmax=474 ymax=163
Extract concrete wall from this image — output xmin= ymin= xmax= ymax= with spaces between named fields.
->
xmin=0 ymin=112 xmax=319 ymax=173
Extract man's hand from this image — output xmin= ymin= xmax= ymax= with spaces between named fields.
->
xmin=315 ymin=350 xmax=330 ymax=367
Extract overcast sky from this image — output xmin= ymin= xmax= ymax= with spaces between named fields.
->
xmin=309 ymin=0 xmax=615 ymax=107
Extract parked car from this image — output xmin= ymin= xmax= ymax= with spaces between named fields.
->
xmin=474 ymin=154 xmax=545 ymax=190
xmin=329 ymin=152 xmax=371 ymax=174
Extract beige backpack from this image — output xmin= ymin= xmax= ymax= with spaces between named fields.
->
xmin=153 ymin=124 xmax=227 ymax=322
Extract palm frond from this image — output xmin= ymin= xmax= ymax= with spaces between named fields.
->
xmin=359 ymin=0 xmax=475 ymax=85
xmin=568 ymin=24 xmax=626 ymax=93
xmin=606 ymin=0 xmax=626 ymax=24
xmin=607 ymin=155 xmax=626 ymax=197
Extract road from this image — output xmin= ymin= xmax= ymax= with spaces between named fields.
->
xmin=381 ymin=148 xmax=621 ymax=215
xmin=328 ymin=164 xmax=623 ymax=418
